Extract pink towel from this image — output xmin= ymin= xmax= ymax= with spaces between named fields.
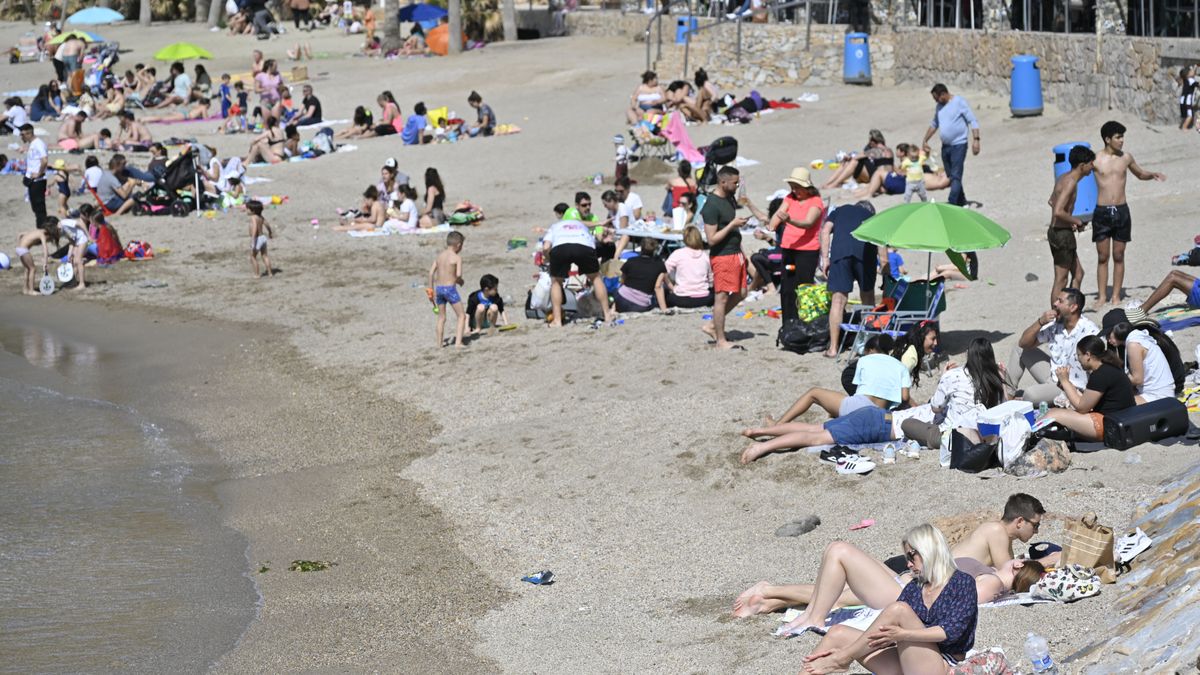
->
xmin=660 ymin=112 xmax=704 ymax=165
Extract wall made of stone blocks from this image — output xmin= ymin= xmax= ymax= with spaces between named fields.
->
xmin=887 ymin=27 xmax=1200 ymax=124
xmin=566 ymin=9 xmax=657 ymax=40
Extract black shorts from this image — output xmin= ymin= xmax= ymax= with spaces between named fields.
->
xmin=549 ymin=243 xmax=599 ymax=278
xmin=1092 ymin=204 xmax=1131 ymax=243
xmin=827 ymin=255 xmax=876 ymax=294
xmin=374 ymin=123 xmax=397 ymax=136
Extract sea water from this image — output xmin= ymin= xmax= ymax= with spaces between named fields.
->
xmin=0 ymin=324 xmax=256 ymax=673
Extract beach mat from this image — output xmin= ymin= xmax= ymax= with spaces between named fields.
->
xmin=1152 ymin=304 xmax=1200 ymax=332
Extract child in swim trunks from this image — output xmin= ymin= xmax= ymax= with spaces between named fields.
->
xmin=428 ymin=230 xmax=467 ymax=348
xmin=15 ymin=218 xmax=61 ymax=296
xmin=247 ymin=200 xmax=274 ymax=278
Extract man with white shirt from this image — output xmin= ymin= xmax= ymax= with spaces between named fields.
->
xmin=20 ymin=124 xmax=48 ymax=227
xmin=614 ymin=175 xmax=643 ymax=221
xmin=1007 ymin=288 xmax=1099 ymax=406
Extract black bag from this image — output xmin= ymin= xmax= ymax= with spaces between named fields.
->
xmin=949 ymin=430 xmax=999 ymax=473
xmin=1103 ymin=397 xmax=1190 ymax=450
xmin=703 ymin=136 xmax=738 ymax=166
xmin=776 ymin=319 xmax=829 ymax=355
xmin=1142 ymin=325 xmax=1186 ymax=394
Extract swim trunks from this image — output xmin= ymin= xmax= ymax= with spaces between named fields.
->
xmin=15 ymin=246 xmax=30 ymax=257
xmin=1047 ymin=225 xmax=1077 ymax=268
xmin=434 ymin=284 xmax=461 ymax=306
xmin=1188 ymin=278 xmax=1200 ymax=309
xmin=254 ymin=234 xmax=268 ymax=251
xmin=1092 ymin=203 xmax=1131 ymax=243
xmin=710 ymin=252 xmax=748 ymax=294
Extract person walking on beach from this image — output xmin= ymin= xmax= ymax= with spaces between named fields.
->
xmin=702 ymin=166 xmax=749 ymax=350
xmin=1091 ymin=120 xmax=1166 ymax=307
xmin=247 ymin=200 xmax=274 ymax=278
xmin=20 ymin=124 xmax=48 ymax=228
xmin=1046 ymin=145 xmax=1094 ymax=307
xmin=922 ymin=83 xmax=980 ymax=275
xmin=429 ymin=231 xmax=468 ymax=348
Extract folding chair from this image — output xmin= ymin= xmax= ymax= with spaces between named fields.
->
xmin=87 ymin=186 xmax=117 ymax=217
xmin=838 ymin=279 xmax=946 ymax=355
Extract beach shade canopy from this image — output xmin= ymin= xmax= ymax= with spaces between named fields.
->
xmin=154 ymin=42 xmax=214 ymax=61
xmin=399 ymin=2 xmax=448 ymax=23
xmin=852 ymin=202 xmax=1011 ymax=281
xmin=48 ymin=30 xmax=105 ymax=45
xmin=66 ymin=7 xmax=125 ymax=24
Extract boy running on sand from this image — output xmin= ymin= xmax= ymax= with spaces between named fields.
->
xmin=1091 ymin=121 xmax=1166 ymax=307
xmin=429 ymin=231 xmax=467 ymax=348
xmin=1047 ymin=145 xmax=1094 ymax=306
xmin=14 ymin=218 xmax=60 ymax=296
xmin=247 ymin=200 xmax=274 ymax=278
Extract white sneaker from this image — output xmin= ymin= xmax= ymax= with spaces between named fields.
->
xmin=745 ymin=290 xmax=764 ymax=303
xmin=1115 ymin=527 xmax=1152 ymax=564
xmin=836 ymin=456 xmax=876 ymax=475
xmin=898 ymin=441 xmax=921 ymax=459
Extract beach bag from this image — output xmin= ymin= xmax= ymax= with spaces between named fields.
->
xmin=949 ymin=430 xmax=999 ymax=473
xmin=1004 ymin=437 xmax=1071 ymax=476
xmin=795 ymin=283 xmax=830 ymax=322
xmin=703 ymin=135 xmax=738 ymax=166
xmin=95 ymin=224 xmax=122 ymax=264
xmin=1030 ymin=563 xmax=1102 ymax=602
xmin=310 ymin=127 xmax=335 ymax=155
xmin=997 ymin=413 xmax=1033 ymax=467
xmin=776 ymin=318 xmax=828 ymax=355
xmin=1060 ymin=513 xmax=1115 ymax=572
xmin=529 ymin=272 xmax=553 ymax=311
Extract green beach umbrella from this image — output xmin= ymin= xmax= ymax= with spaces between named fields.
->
xmin=154 ymin=42 xmax=214 ymax=61
xmin=852 ymin=201 xmax=1011 ymax=287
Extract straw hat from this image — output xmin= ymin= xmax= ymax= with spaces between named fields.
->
xmin=784 ymin=167 xmax=813 ymax=188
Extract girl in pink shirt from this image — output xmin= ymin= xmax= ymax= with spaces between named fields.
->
xmin=665 ymin=226 xmax=714 ymax=308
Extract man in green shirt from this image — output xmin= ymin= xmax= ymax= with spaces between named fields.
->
xmin=702 ymin=166 xmax=749 ymax=349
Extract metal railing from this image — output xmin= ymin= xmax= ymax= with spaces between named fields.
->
xmin=645 ymin=10 xmax=666 ymax=70
xmin=680 ymin=0 xmax=831 ymax=76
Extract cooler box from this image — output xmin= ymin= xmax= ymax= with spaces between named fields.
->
xmin=978 ymin=401 xmax=1035 ymax=437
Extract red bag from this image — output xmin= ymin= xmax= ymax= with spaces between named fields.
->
xmin=95 ymin=224 xmax=123 ymax=264
xmin=124 ymin=240 xmax=154 ymax=260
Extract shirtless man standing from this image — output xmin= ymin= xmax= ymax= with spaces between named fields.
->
xmin=116 ymin=111 xmax=154 ymax=151
xmin=951 ymin=492 xmax=1047 ymax=567
xmin=1047 ymin=145 xmax=1094 ymax=306
xmin=1091 ymin=120 xmax=1166 ymax=307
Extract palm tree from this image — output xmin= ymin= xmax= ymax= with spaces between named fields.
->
xmin=448 ymin=0 xmax=462 ymax=54
xmin=140 ymin=0 xmax=151 ymax=26
xmin=501 ymin=0 xmax=516 ymax=41
xmin=381 ymin=0 xmax=402 ymax=51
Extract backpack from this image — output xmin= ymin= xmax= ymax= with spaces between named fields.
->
xmin=1142 ymin=325 xmax=1186 ymax=394
xmin=776 ymin=318 xmax=829 ymax=354
xmin=124 ymin=241 xmax=154 ymax=260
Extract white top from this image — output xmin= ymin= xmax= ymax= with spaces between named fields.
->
xmin=5 ymin=105 xmax=28 ymax=129
xmin=624 ymin=191 xmax=643 ymax=214
xmin=1036 ymin=316 xmax=1100 ymax=389
xmin=852 ymin=354 xmax=913 ymax=405
xmin=24 ymin=137 xmax=47 ymax=179
xmin=59 ymin=219 xmax=89 ymax=245
xmin=930 ymin=366 xmax=989 ymax=430
xmin=545 ymin=220 xmax=596 ymax=248
xmin=1126 ymin=330 xmax=1174 ymax=401
xmin=83 ymin=165 xmax=103 ymax=189
xmin=397 ymin=197 xmax=418 ymax=230
xmin=613 ymin=201 xmax=635 ymax=229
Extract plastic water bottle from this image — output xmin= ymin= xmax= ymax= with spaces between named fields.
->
xmin=1038 ymin=401 xmax=1049 ymax=420
xmin=1024 ymin=632 xmax=1058 ymax=674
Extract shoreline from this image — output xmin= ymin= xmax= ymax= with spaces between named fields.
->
xmin=0 ymin=296 xmax=506 ymax=672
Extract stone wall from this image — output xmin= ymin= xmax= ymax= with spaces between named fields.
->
xmin=565 ymin=9 xmax=657 ymax=40
xmin=887 ymin=27 xmax=1200 ymax=124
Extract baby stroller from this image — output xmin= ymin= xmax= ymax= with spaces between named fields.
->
xmin=133 ymin=147 xmax=214 ymax=217
xmin=697 ymin=135 xmax=738 ymax=194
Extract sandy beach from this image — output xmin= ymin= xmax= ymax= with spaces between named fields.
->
xmin=2 ymin=18 xmax=1199 ymax=671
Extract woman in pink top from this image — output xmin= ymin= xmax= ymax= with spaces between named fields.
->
xmin=362 ymin=91 xmax=401 ymax=137
xmin=665 ymin=226 xmax=714 ymax=308
xmin=771 ymin=167 xmax=826 ymax=325
xmin=254 ymin=59 xmax=283 ymax=112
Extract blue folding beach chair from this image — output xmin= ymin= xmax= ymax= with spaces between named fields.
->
xmin=838 ymin=279 xmax=946 ymax=356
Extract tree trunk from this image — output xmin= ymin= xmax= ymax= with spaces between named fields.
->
xmin=99 ymin=0 xmax=112 ymax=8
xmin=207 ymin=0 xmax=223 ymax=27
xmin=381 ymin=0 xmax=401 ymax=51
xmin=139 ymin=0 xmax=151 ymax=25
xmin=501 ymin=0 xmax=516 ymax=41
xmin=447 ymin=0 xmax=462 ymax=54
xmin=196 ymin=0 xmax=209 ymax=21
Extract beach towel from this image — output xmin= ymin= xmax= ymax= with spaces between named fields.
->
xmin=347 ymin=223 xmax=451 ymax=237
xmin=660 ymin=112 xmax=703 ymax=165
xmin=297 ymin=118 xmax=349 ymax=130
xmin=1152 ymin=304 xmax=1200 ymax=332
xmin=768 ymin=100 xmax=802 ymax=109
xmin=146 ymin=115 xmax=223 ymax=125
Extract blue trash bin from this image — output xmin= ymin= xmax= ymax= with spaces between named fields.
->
xmin=1052 ymin=142 xmax=1097 ymax=222
xmin=675 ymin=16 xmax=698 ymax=44
xmin=1011 ymin=55 xmax=1044 ymax=117
xmin=843 ymin=33 xmax=871 ymax=85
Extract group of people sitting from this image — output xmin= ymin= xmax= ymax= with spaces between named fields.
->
xmin=337 ymin=90 xmax=495 ymax=145
xmin=334 ymin=161 xmax=452 ymax=231
xmin=821 ymin=130 xmax=952 ymax=202
xmin=740 ymin=285 xmax=1183 ymax=463
xmin=732 ymin=494 xmax=1051 ymax=674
